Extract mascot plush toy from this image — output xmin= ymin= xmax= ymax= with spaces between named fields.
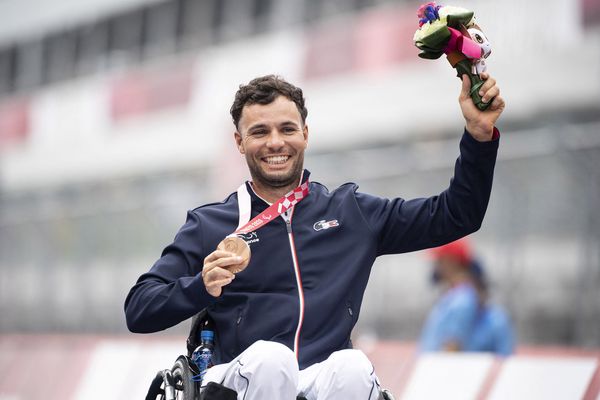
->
xmin=414 ymin=2 xmax=492 ymax=110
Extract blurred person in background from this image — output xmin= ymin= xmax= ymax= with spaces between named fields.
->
xmin=419 ymin=238 xmax=515 ymax=355
xmin=467 ymin=258 xmax=515 ymax=355
xmin=125 ymin=73 xmax=505 ymax=400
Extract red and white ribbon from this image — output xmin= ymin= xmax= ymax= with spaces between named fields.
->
xmin=232 ymin=181 xmax=310 ymax=236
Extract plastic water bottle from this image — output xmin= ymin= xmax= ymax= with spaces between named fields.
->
xmin=191 ymin=320 xmax=215 ymax=382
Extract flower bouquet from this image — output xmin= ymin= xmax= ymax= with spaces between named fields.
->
xmin=413 ymin=2 xmax=492 ymax=110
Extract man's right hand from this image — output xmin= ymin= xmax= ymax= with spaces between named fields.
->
xmin=202 ymin=250 xmax=240 ymax=297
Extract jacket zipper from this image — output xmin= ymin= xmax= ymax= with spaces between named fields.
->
xmin=282 ymin=209 xmax=304 ymax=359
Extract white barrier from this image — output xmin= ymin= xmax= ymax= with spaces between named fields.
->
xmin=401 ymin=353 xmax=495 ymax=400
xmin=0 ymin=336 xmax=598 ymax=400
xmin=488 ymin=356 xmax=598 ymax=400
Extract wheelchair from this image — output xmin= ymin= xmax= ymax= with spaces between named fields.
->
xmin=146 ymin=309 xmax=396 ymax=400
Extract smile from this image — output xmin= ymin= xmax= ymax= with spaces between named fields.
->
xmin=262 ymin=155 xmax=290 ymax=165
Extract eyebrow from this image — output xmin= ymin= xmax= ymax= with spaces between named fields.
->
xmin=280 ymin=121 xmax=300 ymax=128
xmin=247 ymin=120 xmax=300 ymax=132
xmin=247 ymin=123 xmax=269 ymax=133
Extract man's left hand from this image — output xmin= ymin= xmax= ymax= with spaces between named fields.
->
xmin=459 ymin=72 xmax=505 ymax=141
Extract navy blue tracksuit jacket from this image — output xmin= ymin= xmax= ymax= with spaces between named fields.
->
xmin=125 ymin=131 xmax=499 ymax=370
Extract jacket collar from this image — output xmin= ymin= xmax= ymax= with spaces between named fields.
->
xmin=245 ymin=169 xmax=310 ymax=208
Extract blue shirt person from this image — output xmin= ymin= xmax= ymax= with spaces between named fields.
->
xmin=466 ymin=258 xmax=514 ymax=355
xmin=420 ymin=283 xmax=479 ymax=352
xmin=465 ymin=299 xmax=514 ymax=355
xmin=419 ymin=240 xmax=515 ymax=355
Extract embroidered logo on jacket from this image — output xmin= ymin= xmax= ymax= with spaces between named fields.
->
xmin=313 ymin=219 xmax=339 ymax=231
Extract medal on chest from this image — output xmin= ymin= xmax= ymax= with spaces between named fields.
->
xmin=217 ymin=181 xmax=310 ymax=273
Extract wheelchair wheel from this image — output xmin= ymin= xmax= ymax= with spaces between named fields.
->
xmin=171 ymin=356 xmax=198 ymax=400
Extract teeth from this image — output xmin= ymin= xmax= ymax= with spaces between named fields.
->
xmin=264 ymin=156 xmax=289 ymax=165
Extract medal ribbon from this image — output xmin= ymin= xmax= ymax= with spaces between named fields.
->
xmin=231 ymin=181 xmax=310 ymax=236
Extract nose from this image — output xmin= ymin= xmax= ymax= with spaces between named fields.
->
xmin=266 ymin=130 xmax=285 ymax=149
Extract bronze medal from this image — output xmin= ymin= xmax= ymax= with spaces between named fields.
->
xmin=218 ymin=180 xmax=309 ymax=274
xmin=217 ymin=236 xmax=251 ymax=273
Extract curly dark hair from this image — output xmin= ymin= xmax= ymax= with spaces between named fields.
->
xmin=230 ymin=75 xmax=308 ymax=129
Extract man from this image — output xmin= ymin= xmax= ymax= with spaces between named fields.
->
xmin=419 ymin=239 xmax=514 ymax=355
xmin=125 ymin=72 xmax=504 ymax=399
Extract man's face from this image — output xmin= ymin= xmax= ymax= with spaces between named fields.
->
xmin=235 ymin=96 xmax=308 ymax=189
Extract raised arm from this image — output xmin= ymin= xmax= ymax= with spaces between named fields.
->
xmin=357 ymin=129 xmax=498 ymax=256
xmin=357 ymin=73 xmax=504 ymax=255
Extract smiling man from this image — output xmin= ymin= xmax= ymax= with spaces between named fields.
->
xmin=125 ymin=74 xmax=504 ymax=399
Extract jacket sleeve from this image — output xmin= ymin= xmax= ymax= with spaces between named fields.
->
xmin=356 ymin=130 xmax=499 ymax=255
xmin=124 ymin=210 xmax=215 ymax=333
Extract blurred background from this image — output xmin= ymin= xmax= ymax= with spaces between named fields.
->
xmin=0 ymin=0 xmax=599 ymax=398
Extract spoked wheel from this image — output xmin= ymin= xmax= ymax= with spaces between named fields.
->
xmin=171 ymin=356 xmax=199 ymax=400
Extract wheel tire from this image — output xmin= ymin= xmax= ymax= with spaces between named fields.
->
xmin=171 ymin=356 xmax=199 ymax=400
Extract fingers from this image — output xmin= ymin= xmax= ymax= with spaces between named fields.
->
xmin=202 ymin=249 xmax=240 ymax=297
xmin=204 ymin=250 xmax=239 ymax=264
xmin=204 ymin=255 xmax=242 ymax=274
xmin=478 ymin=74 xmax=499 ymax=104
xmin=204 ymin=266 xmax=235 ymax=297
xmin=481 ymin=85 xmax=500 ymax=104
xmin=202 ymin=262 xmax=236 ymax=280
xmin=489 ymin=94 xmax=505 ymax=112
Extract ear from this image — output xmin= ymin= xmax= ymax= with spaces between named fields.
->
xmin=234 ymin=131 xmax=245 ymax=154
xmin=302 ymin=125 xmax=309 ymax=149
